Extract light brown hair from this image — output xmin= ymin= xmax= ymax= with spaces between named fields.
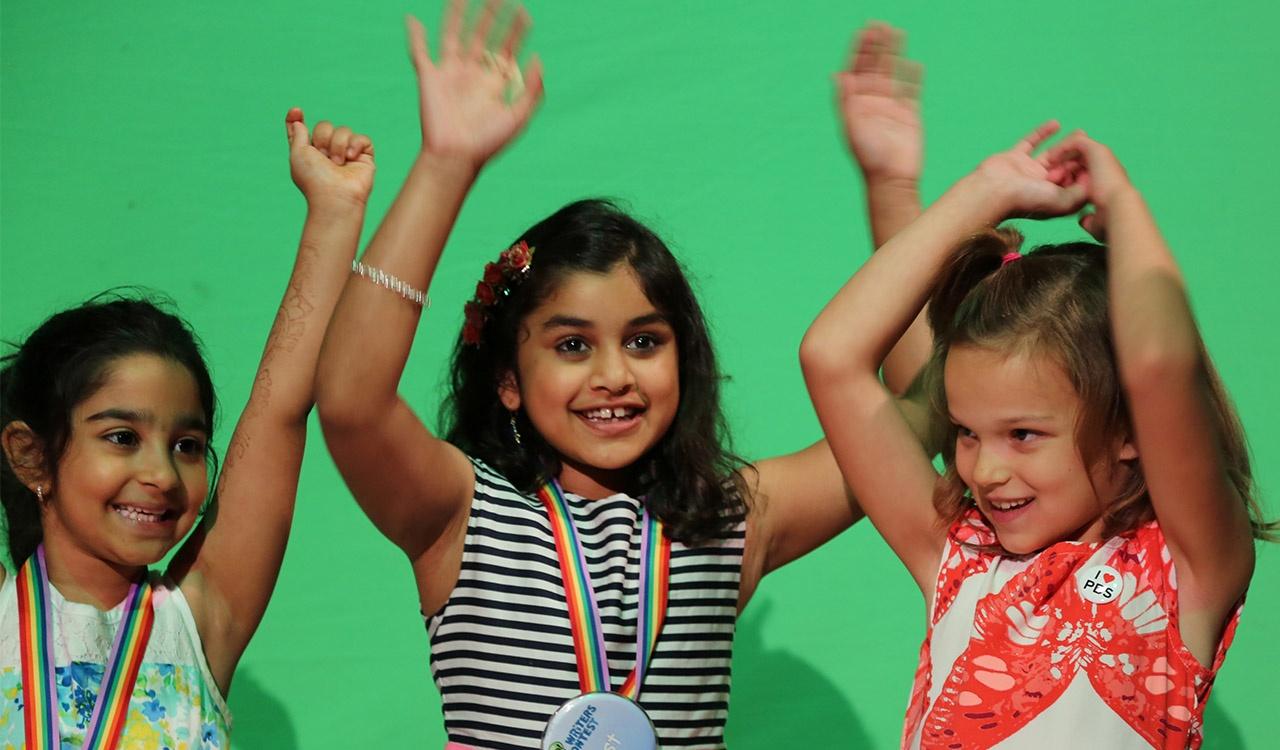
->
xmin=924 ymin=227 xmax=1273 ymax=545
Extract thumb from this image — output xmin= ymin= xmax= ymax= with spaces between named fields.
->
xmin=285 ymin=107 xmax=309 ymax=153
xmin=1079 ymin=210 xmax=1107 ymax=243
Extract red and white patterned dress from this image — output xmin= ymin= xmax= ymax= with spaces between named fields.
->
xmin=903 ymin=510 xmax=1242 ymax=749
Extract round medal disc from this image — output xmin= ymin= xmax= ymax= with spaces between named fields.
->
xmin=541 ymin=692 xmax=657 ymax=750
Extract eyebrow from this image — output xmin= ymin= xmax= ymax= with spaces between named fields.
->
xmin=87 ymin=408 xmax=209 ymax=433
xmin=948 ymin=413 xmax=1054 ymax=424
xmin=541 ymin=312 xmax=670 ymax=330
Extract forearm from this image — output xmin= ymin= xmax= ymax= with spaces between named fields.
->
xmin=805 ymin=174 xmax=1004 ymax=377
xmin=864 ymin=177 xmax=930 ymax=393
xmin=864 ymin=176 xmax=922 ymax=248
xmin=1105 ymin=188 xmax=1202 ymax=382
xmin=316 ymin=153 xmax=477 ymax=422
xmin=249 ymin=198 xmax=367 ymax=424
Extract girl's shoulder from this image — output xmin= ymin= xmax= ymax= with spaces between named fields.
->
xmin=467 ymin=455 xmax=541 ymax=510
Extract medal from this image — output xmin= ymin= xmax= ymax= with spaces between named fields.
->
xmin=17 ymin=545 xmax=154 ymax=750
xmin=537 ymin=481 xmax=671 ymax=749
xmin=543 ymin=692 xmax=657 ymax=750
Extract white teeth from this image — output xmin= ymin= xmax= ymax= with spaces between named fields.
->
xmin=583 ymin=407 xmax=637 ymax=421
xmin=992 ymin=498 xmax=1033 ymax=511
xmin=113 ymin=505 xmax=166 ymax=523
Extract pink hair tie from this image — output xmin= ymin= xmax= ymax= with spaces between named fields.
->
xmin=1001 ymin=251 xmax=1021 ymax=266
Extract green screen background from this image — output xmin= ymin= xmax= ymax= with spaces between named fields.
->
xmin=3 ymin=1 xmax=1276 ymax=746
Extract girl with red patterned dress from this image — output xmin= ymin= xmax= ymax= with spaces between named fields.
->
xmin=802 ymin=127 xmax=1274 ymax=748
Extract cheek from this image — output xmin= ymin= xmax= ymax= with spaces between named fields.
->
xmin=952 ymin=442 xmax=975 ymax=484
xmin=57 ymin=446 xmax=124 ymax=496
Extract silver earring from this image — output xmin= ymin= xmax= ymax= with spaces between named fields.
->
xmin=35 ymin=486 xmax=46 ymax=504
xmin=509 ymin=413 xmax=523 ymax=446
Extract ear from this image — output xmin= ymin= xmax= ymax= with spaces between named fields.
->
xmin=497 ymin=370 xmax=522 ymax=412
xmin=1117 ymin=438 xmax=1138 ymax=462
xmin=2 ymin=421 xmax=52 ymax=492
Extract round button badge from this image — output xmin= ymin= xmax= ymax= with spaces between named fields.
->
xmin=542 ymin=692 xmax=657 ymax=750
xmin=1078 ymin=563 xmax=1122 ymax=604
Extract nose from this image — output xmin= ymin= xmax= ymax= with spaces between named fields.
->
xmin=589 ymin=346 xmax=635 ymax=395
xmin=971 ymin=444 xmax=1010 ymax=489
xmin=137 ymin=444 xmax=181 ymax=494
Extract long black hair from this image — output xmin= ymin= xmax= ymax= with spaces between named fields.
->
xmin=441 ymin=199 xmax=747 ymax=545
xmin=0 ymin=292 xmax=218 ymax=567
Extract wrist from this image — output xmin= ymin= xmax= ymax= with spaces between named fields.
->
xmin=304 ymin=192 xmax=370 ymax=217
xmin=863 ymin=175 xmax=921 ymax=201
xmin=1097 ymin=184 xmax=1142 ymax=213
xmin=945 ymin=171 xmax=1016 ymax=225
xmin=413 ymin=150 xmax=481 ymax=189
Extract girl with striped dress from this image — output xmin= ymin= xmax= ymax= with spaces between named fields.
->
xmin=316 ymin=5 xmax=929 ymax=748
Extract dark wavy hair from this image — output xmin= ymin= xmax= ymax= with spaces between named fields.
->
xmin=925 ymin=228 xmax=1273 ymax=546
xmin=441 ymin=199 xmax=747 ymax=545
xmin=0 ymin=292 xmax=218 ymax=567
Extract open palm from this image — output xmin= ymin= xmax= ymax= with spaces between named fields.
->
xmin=837 ymin=24 xmax=922 ymax=181
xmin=408 ymin=1 xmax=543 ymax=170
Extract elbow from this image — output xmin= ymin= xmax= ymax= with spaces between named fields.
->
xmin=1119 ymin=337 xmax=1203 ymax=398
xmin=800 ymin=325 xmax=846 ymax=380
xmin=315 ymin=364 xmax=376 ymax=433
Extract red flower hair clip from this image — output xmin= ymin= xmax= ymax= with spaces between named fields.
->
xmin=462 ymin=240 xmax=535 ymax=346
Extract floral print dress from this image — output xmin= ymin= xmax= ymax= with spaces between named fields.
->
xmin=0 ymin=571 xmax=231 ymax=749
xmin=904 ymin=510 xmax=1241 ymax=750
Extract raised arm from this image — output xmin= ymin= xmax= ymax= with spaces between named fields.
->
xmin=800 ymin=124 xmax=1084 ymax=595
xmin=1062 ymin=134 xmax=1255 ymax=660
xmin=737 ymin=25 xmax=935 ymax=605
xmin=837 ymin=22 xmax=927 ymax=394
xmin=171 ymin=109 xmax=375 ymax=692
xmin=314 ymin=2 xmax=542 ymax=597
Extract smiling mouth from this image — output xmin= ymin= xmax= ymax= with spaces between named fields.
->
xmin=989 ymin=497 xmax=1035 ymax=512
xmin=579 ymin=406 xmax=643 ymax=422
xmin=112 ymin=504 xmax=174 ymax=524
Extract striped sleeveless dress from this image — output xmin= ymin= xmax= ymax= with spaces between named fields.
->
xmin=426 ymin=458 xmax=745 ymax=750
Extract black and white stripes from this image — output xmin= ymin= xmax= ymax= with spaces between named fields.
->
xmin=426 ymin=459 xmax=744 ymax=749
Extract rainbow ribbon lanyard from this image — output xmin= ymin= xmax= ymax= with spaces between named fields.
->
xmin=17 ymin=544 xmax=155 ymax=750
xmin=537 ymin=480 xmax=671 ymax=700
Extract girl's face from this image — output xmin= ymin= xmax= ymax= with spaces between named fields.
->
xmin=500 ymin=264 xmax=680 ymax=498
xmin=43 ymin=353 xmax=210 ymax=570
xmin=944 ymin=344 xmax=1135 ymax=554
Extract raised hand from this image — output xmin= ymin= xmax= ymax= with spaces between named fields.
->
xmin=972 ymin=121 xmax=1088 ymax=220
xmin=837 ymin=23 xmax=923 ymax=182
xmin=285 ymin=107 xmax=376 ymax=207
xmin=407 ymin=0 xmax=544 ymax=171
xmin=1043 ymin=132 xmax=1135 ymax=241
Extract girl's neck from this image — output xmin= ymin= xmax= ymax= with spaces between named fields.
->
xmin=40 ymin=535 xmax=145 ymax=611
xmin=557 ymin=459 xmax=637 ymax=500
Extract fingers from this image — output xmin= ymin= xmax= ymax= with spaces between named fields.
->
xmin=329 ymin=126 xmax=354 ymax=165
xmin=467 ymin=0 xmax=501 ymax=59
xmin=406 ymin=14 xmax=434 ymax=73
xmin=1079 ymin=210 xmax=1107 ymax=242
xmin=285 ymin=107 xmax=309 ymax=153
xmin=507 ymin=53 xmax=545 ymax=127
xmin=1014 ymin=120 xmax=1061 ymax=154
xmin=349 ymin=133 xmax=374 ymax=163
xmin=896 ymin=58 xmax=923 ymax=102
xmin=308 ymin=121 xmax=362 ymax=165
xmin=441 ymin=0 xmax=465 ymax=59
xmin=499 ymin=6 xmax=530 ymax=60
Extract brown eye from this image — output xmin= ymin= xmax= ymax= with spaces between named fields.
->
xmin=175 ymin=437 xmax=207 ymax=456
xmin=555 ymin=337 xmax=589 ymax=355
xmin=104 ymin=430 xmax=138 ymax=447
xmin=627 ymin=334 xmax=659 ymax=350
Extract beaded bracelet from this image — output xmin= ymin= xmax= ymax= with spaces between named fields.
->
xmin=351 ymin=260 xmax=429 ymax=308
